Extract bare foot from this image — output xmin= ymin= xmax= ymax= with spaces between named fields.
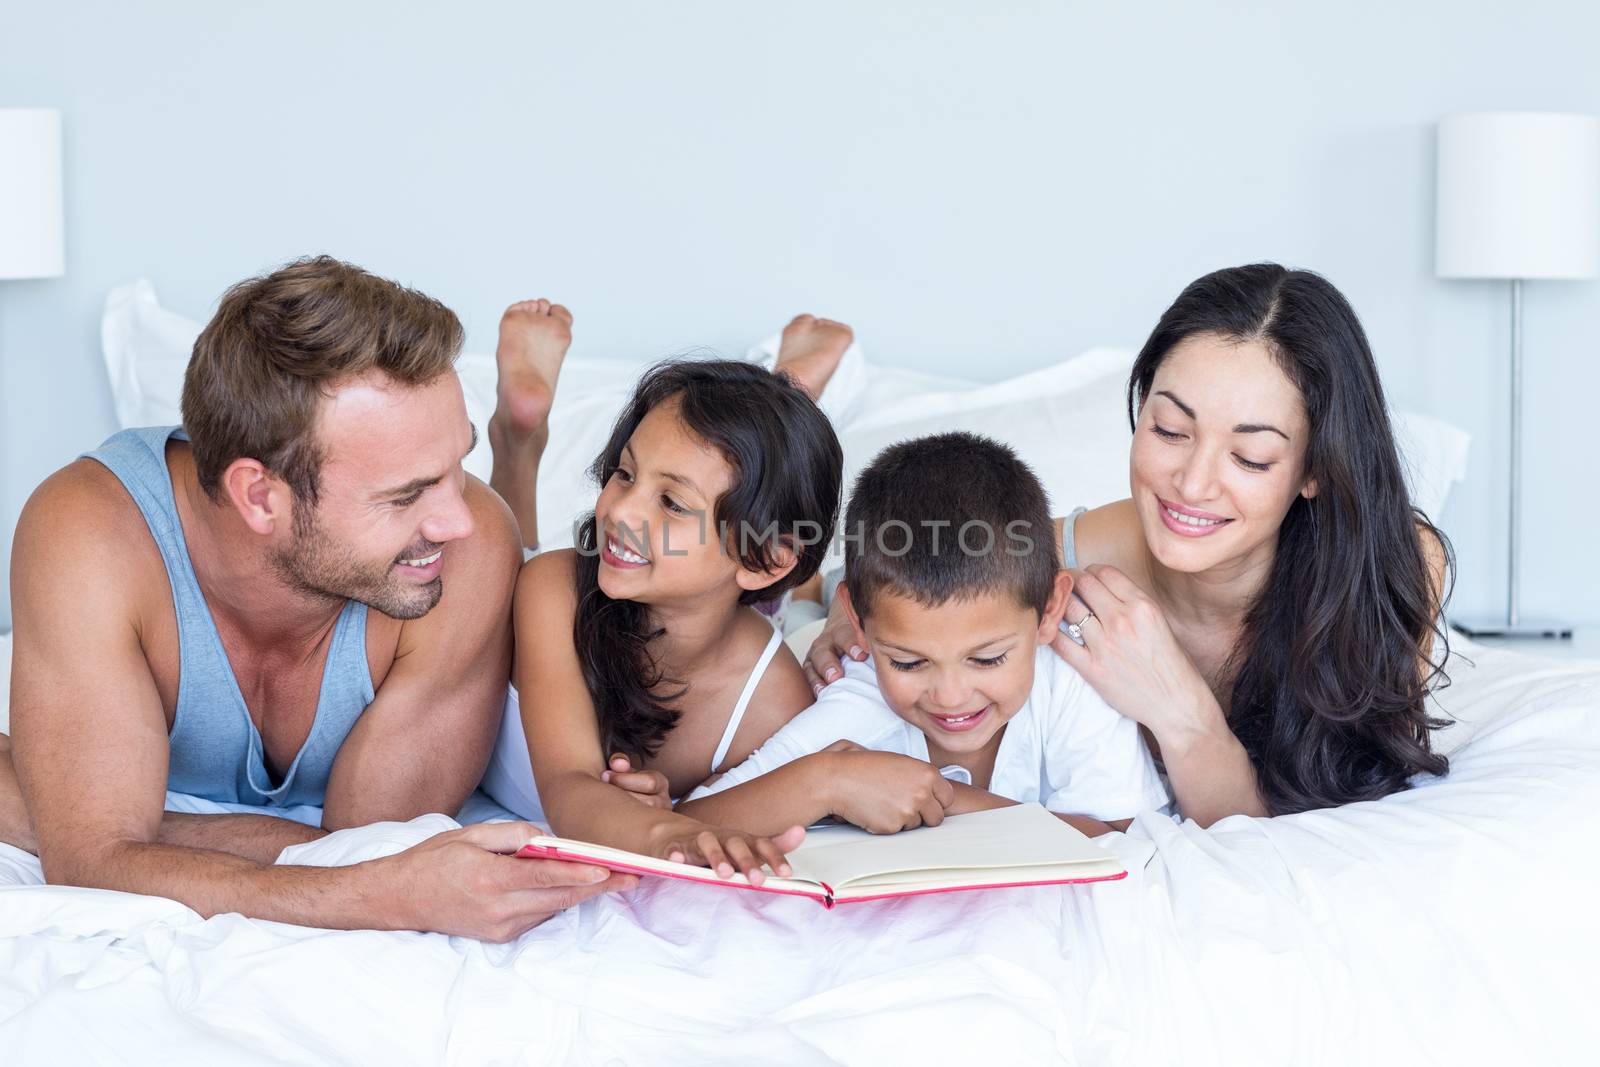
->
xmin=774 ymin=314 xmax=852 ymax=400
xmin=489 ymin=299 xmax=573 ymax=549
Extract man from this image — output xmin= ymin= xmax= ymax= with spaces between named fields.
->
xmin=0 ymin=257 xmax=632 ymax=940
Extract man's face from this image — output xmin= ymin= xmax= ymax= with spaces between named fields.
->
xmin=271 ymin=370 xmax=477 ymax=620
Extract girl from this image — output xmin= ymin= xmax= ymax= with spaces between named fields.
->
xmin=487 ymin=358 xmax=843 ymax=883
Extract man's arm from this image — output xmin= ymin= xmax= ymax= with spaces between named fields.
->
xmin=2 ymin=735 xmax=324 ymax=863
xmin=321 ymin=478 xmax=519 ymax=829
xmin=10 ymin=464 xmax=625 ymax=938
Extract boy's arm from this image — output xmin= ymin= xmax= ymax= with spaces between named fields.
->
xmin=676 ymin=747 xmax=841 ymax=834
xmin=681 ymin=741 xmax=955 ymax=836
xmin=944 ymin=780 xmax=1129 ymax=837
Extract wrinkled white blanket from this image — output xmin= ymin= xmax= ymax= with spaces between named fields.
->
xmin=3 ymin=637 xmax=1598 ymax=1066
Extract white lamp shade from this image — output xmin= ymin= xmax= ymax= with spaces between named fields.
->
xmin=1436 ymin=111 xmax=1600 ymax=280
xmin=0 ymin=108 xmax=65 ymax=280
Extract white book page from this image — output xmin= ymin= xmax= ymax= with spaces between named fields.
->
xmin=785 ymin=804 xmax=1121 ymax=891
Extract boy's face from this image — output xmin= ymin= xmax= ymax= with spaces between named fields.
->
xmin=842 ymin=577 xmax=1070 ymax=762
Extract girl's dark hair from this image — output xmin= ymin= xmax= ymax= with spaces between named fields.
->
xmin=1128 ymin=263 xmax=1453 ymax=815
xmin=573 ymin=359 xmax=843 ymax=762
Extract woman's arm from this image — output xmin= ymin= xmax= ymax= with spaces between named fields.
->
xmin=1417 ymin=522 xmax=1450 ymax=673
xmin=515 ymin=552 xmax=798 ymax=881
xmin=1052 ymin=565 xmax=1268 ymax=826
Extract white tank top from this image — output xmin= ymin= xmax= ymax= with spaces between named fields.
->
xmin=479 ymin=622 xmax=785 ymax=822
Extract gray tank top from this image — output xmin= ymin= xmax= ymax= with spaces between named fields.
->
xmin=86 ymin=426 xmax=375 ymax=809
xmin=1060 ymin=506 xmax=1087 ymax=568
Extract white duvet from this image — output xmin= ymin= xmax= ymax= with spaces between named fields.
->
xmin=3 ymin=636 xmax=1598 ymax=1066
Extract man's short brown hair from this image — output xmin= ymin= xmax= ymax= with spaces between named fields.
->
xmin=180 ymin=255 xmax=464 ymax=506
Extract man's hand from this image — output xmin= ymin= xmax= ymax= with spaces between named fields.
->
xmin=821 ymin=741 xmax=956 ymax=833
xmin=379 ymin=821 xmax=637 ymax=942
xmin=600 ymin=754 xmax=673 ymax=811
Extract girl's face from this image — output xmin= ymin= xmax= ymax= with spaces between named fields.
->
xmin=593 ymin=396 xmax=772 ymax=605
xmin=1128 ymin=332 xmax=1316 ymax=577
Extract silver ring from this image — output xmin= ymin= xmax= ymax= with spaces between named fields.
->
xmin=1063 ymin=610 xmax=1096 ymax=645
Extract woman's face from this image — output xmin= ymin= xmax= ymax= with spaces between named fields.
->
xmin=1128 ymin=331 xmax=1315 ymax=576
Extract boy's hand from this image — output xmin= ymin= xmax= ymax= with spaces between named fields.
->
xmin=821 ymin=741 xmax=956 ymax=833
xmin=651 ymin=821 xmax=807 ymax=887
xmin=601 ymin=754 xmax=673 ymax=811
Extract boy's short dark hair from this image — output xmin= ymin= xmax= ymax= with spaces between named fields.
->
xmin=843 ymin=432 xmax=1058 ymax=621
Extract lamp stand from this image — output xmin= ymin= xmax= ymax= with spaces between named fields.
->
xmin=1453 ymin=279 xmax=1572 ymax=640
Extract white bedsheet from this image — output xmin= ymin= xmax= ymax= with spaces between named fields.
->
xmin=3 ymin=638 xmax=1598 ymax=1065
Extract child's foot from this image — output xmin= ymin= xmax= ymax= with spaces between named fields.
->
xmin=489 ymin=299 xmax=572 ymax=548
xmin=492 ymin=299 xmax=572 ymax=442
xmin=774 ymin=314 xmax=852 ymax=400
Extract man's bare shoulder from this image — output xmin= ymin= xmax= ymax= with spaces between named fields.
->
xmin=454 ymin=474 xmax=523 ymax=582
xmin=13 ymin=458 xmax=164 ymax=600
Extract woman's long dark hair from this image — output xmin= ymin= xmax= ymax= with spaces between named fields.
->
xmin=1128 ymin=264 xmax=1453 ymax=814
xmin=573 ymin=359 xmax=843 ymax=763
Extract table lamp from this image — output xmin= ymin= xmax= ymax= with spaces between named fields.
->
xmin=0 ymin=107 xmax=64 ymax=280
xmin=1437 ymin=111 xmax=1600 ymax=639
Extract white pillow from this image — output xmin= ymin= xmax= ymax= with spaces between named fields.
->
xmin=98 ymin=281 xmax=871 ymax=549
xmin=836 ymin=348 xmax=1135 ymax=522
xmin=99 ymin=281 xmax=1469 ymax=551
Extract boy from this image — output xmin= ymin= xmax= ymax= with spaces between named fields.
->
xmin=678 ymin=432 xmax=1169 ymax=838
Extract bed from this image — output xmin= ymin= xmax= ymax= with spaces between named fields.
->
xmin=4 ymin=284 xmax=1589 ymax=1066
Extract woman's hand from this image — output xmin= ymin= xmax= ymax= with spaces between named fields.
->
xmin=651 ymin=821 xmax=807 ymax=887
xmin=1051 ymin=564 xmax=1225 ymax=747
xmin=600 ymin=754 xmax=673 ymax=811
xmin=802 ymin=595 xmax=867 ymax=694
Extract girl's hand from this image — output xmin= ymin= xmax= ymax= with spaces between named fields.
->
xmin=654 ymin=822 xmax=807 ymax=887
xmin=600 ymin=754 xmax=673 ymax=811
xmin=822 ymin=742 xmax=956 ymax=834
xmin=1051 ymin=564 xmax=1225 ymax=747
xmin=802 ymin=596 xmax=866 ymax=694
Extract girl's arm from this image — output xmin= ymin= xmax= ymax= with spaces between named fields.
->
xmin=515 ymin=552 xmax=797 ymax=881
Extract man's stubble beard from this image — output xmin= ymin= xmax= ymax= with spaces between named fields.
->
xmin=270 ymin=504 xmax=443 ymax=621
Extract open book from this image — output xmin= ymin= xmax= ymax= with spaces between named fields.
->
xmin=515 ymin=803 xmax=1127 ymax=908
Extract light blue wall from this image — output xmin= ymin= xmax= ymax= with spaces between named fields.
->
xmin=4 ymin=1 xmax=1599 ymax=632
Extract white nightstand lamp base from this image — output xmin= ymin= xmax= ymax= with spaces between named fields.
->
xmin=1451 ymin=618 xmax=1573 ymax=640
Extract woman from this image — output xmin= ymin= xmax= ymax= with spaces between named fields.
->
xmin=805 ymin=264 xmax=1452 ymax=826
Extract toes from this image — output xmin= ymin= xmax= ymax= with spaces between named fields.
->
xmin=549 ymin=303 xmax=574 ymax=325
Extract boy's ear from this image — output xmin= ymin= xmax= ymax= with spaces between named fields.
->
xmin=1036 ymin=570 xmax=1074 ymax=643
xmin=735 ymin=539 xmax=800 ymax=594
xmin=835 ymin=583 xmax=870 ymax=650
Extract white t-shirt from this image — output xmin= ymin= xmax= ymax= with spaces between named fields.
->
xmin=686 ymin=646 xmax=1171 ymax=822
